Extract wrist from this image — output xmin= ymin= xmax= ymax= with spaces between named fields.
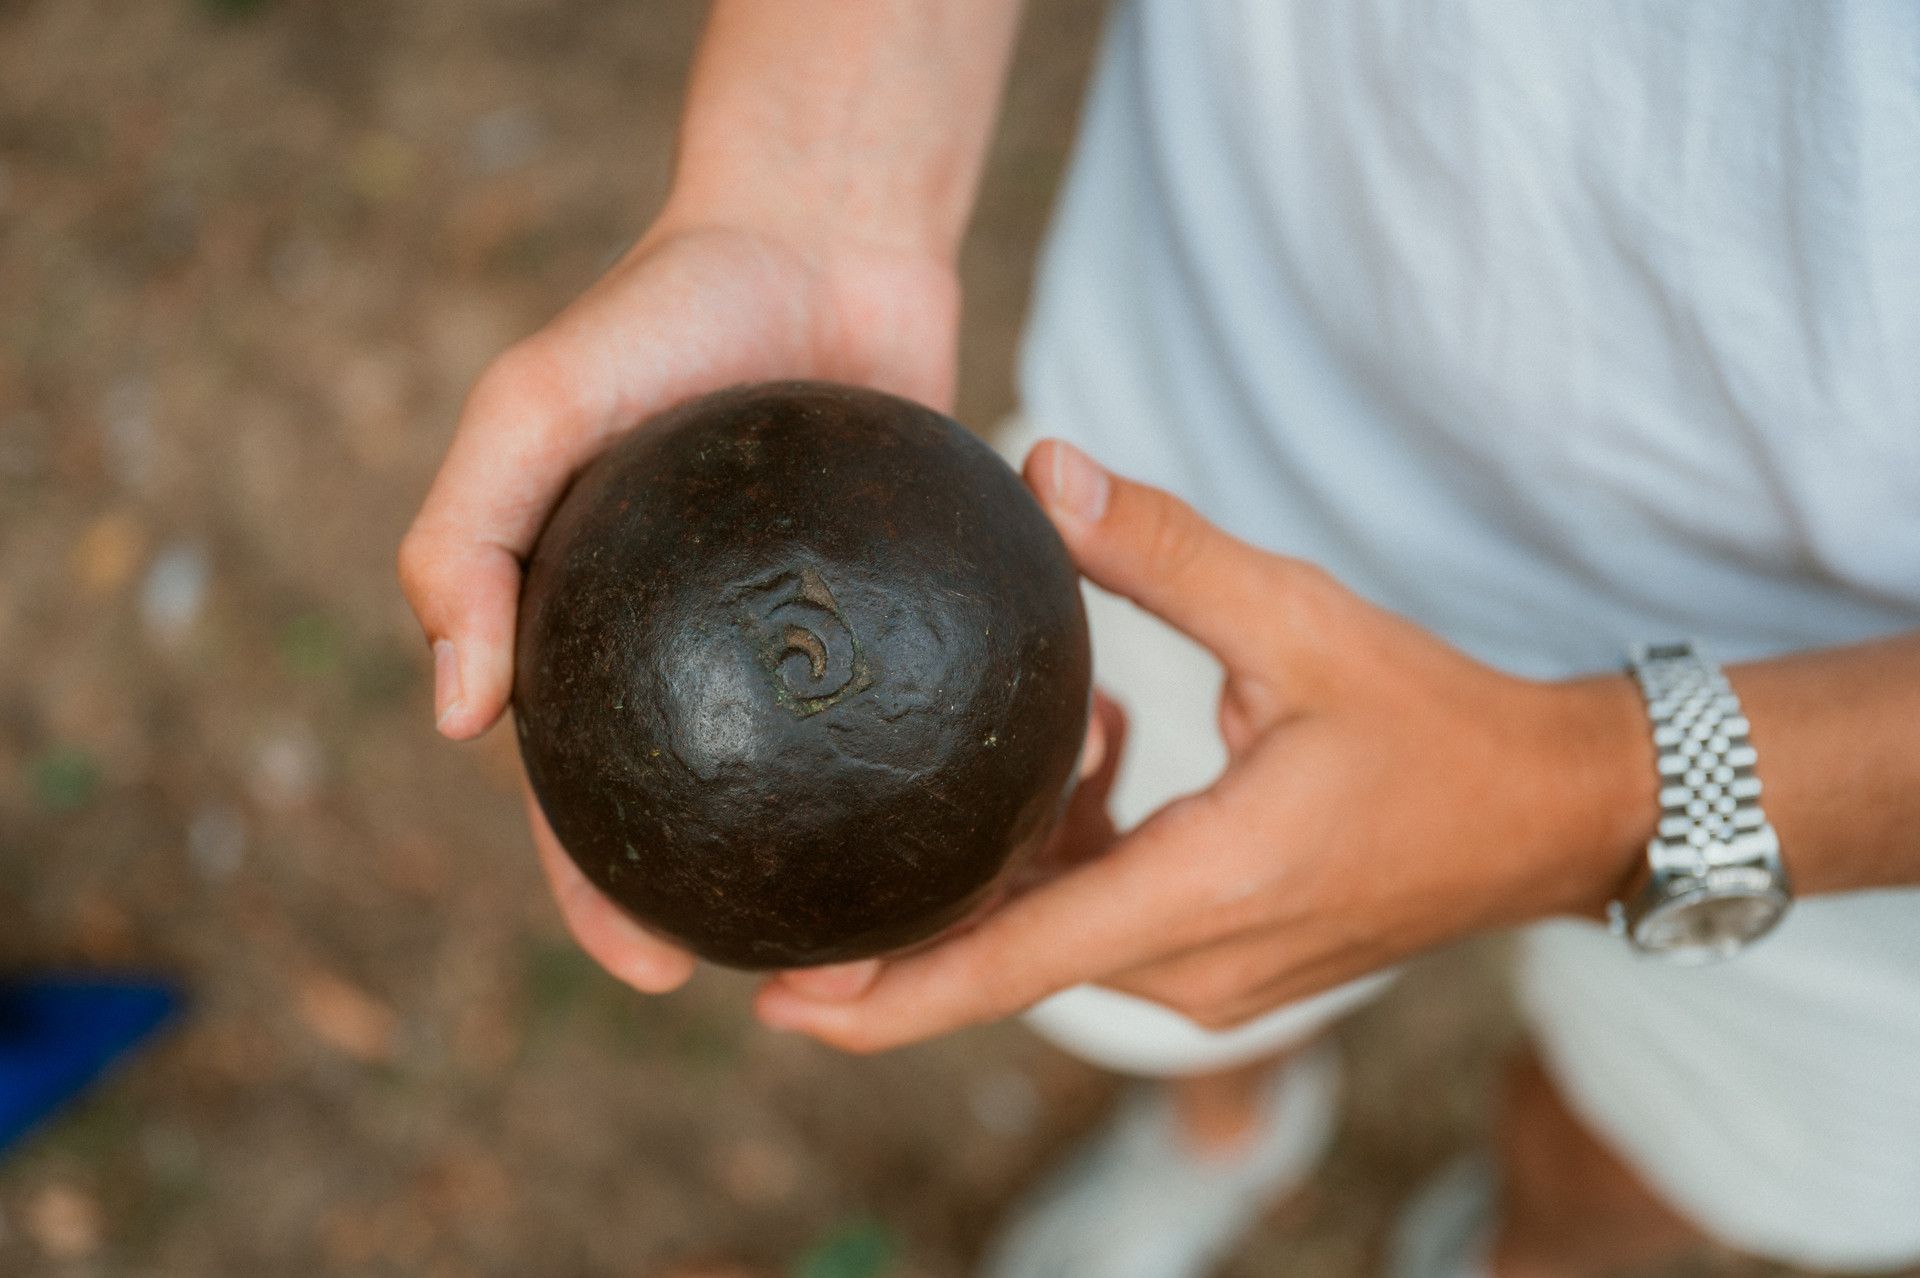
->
xmin=1512 ymin=674 xmax=1659 ymax=923
xmin=666 ymin=151 xmax=972 ymax=267
xmin=642 ymin=178 xmax=965 ymax=347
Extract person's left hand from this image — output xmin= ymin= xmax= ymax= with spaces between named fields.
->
xmin=755 ymin=440 xmax=1655 ymax=1051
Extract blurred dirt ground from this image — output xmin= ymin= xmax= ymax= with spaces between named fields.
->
xmin=0 ymin=2 xmax=1845 ymax=1276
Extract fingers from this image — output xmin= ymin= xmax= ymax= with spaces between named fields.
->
xmin=1078 ymin=693 xmax=1106 ymax=781
xmin=523 ymin=784 xmax=696 ymax=995
xmin=399 ymin=347 xmax=612 ymax=738
xmin=1082 ymin=688 xmax=1127 ymax=790
xmin=399 ymin=233 xmax=809 ymax=737
xmin=760 ymin=689 xmax=1127 ymax=1012
xmin=1023 ymin=440 xmax=1305 ymax=672
xmin=1037 ymin=691 xmax=1128 ymax=877
xmin=752 ymin=796 xmax=1221 ymax=1053
xmin=401 ymin=540 xmax=524 ymax=739
xmin=773 ymin=961 xmax=881 ymax=1002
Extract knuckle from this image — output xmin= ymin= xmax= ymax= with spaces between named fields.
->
xmin=476 ymin=343 xmax=546 ymax=398
xmin=1269 ymin=556 xmax=1344 ymax=638
xmin=394 ymin=526 xmax=439 ymax=606
xmin=1271 ymin=554 xmax=1331 ymax=595
xmin=467 ymin=342 xmax=570 ymax=424
xmin=1148 ymin=789 xmax=1228 ymax=855
xmin=1140 ymin=493 xmax=1210 ymax=581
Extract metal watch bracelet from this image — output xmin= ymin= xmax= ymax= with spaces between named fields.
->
xmin=1608 ymin=642 xmax=1792 ymax=962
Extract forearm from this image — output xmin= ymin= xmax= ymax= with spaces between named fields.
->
xmin=1566 ymin=630 xmax=1920 ymax=908
xmin=666 ymin=0 xmax=1027 ymax=259
xmin=1732 ymin=631 xmax=1920 ymax=895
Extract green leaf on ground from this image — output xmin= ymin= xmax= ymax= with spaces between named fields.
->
xmin=200 ymin=0 xmax=273 ymax=18
xmin=280 ymin=612 xmax=343 ymax=678
xmin=793 ymin=1218 xmax=898 ymax=1278
xmin=523 ymin=939 xmax=601 ymax=1024
xmin=33 ymin=746 xmax=101 ymax=813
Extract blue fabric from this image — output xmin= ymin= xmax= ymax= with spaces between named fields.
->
xmin=0 ymin=975 xmax=182 ymax=1155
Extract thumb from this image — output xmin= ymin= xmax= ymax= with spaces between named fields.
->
xmin=398 ymin=347 xmax=609 ymax=739
xmin=752 ymin=793 xmax=1223 ymax=1053
xmin=1024 ymin=439 xmax=1290 ymax=670
xmin=396 ymin=530 xmax=522 ymax=740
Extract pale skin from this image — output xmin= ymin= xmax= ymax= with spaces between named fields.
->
xmin=397 ymin=3 xmax=1920 ymax=1273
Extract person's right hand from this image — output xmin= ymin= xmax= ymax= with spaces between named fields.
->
xmin=398 ymin=213 xmax=961 ymax=993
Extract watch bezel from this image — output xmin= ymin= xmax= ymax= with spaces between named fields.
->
xmin=1624 ymin=864 xmax=1790 ymax=964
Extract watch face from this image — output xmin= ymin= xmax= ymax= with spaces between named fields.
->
xmin=1633 ymin=884 xmax=1789 ymax=963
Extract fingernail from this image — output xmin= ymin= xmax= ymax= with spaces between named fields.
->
xmin=1047 ymin=441 xmax=1110 ymax=526
xmin=433 ymin=639 xmax=464 ymax=733
xmin=781 ymin=960 xmax=879 ymax=1002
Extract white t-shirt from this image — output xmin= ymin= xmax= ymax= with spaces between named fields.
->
xmin=1018 ymin=1 xmax=1920 ymax=1263
xmin=1022 ymin=0 xmax=1920 ymax=676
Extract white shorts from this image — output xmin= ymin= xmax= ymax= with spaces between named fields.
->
xmin=997 ymin=423 xmax=1920 ymax=1270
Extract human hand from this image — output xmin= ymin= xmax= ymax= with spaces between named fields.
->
xmin=767 ymin=686 xmax=1130 ymax=1004
xmin=398 ymin=213 xmax=959 ymax=992
xmin=754 ymin=440 xmax=1656 ymax=1050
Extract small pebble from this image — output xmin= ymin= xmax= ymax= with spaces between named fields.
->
xmin=187 ymin=801 xmax=247 ymax=882
xmin=25 ymin=1184 xmax=101 ymax=1260
xmin=141 ymin=541 xmax=210 ymax=644
xmin=466 ymin=105 xmax=546 ymax=176
xmin=71 ymin=511 xmax=146 ymax=594
xmin=297 ymin=969 xmax=398 ymax=1064
xmin=101 ymin=378 xmax=158 ymax=492
xmin=249 ymin=721 xmax=323 ymax=810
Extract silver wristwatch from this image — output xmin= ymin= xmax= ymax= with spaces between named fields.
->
xmin=1608 ymin=642 xmax=1791 ymax=963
